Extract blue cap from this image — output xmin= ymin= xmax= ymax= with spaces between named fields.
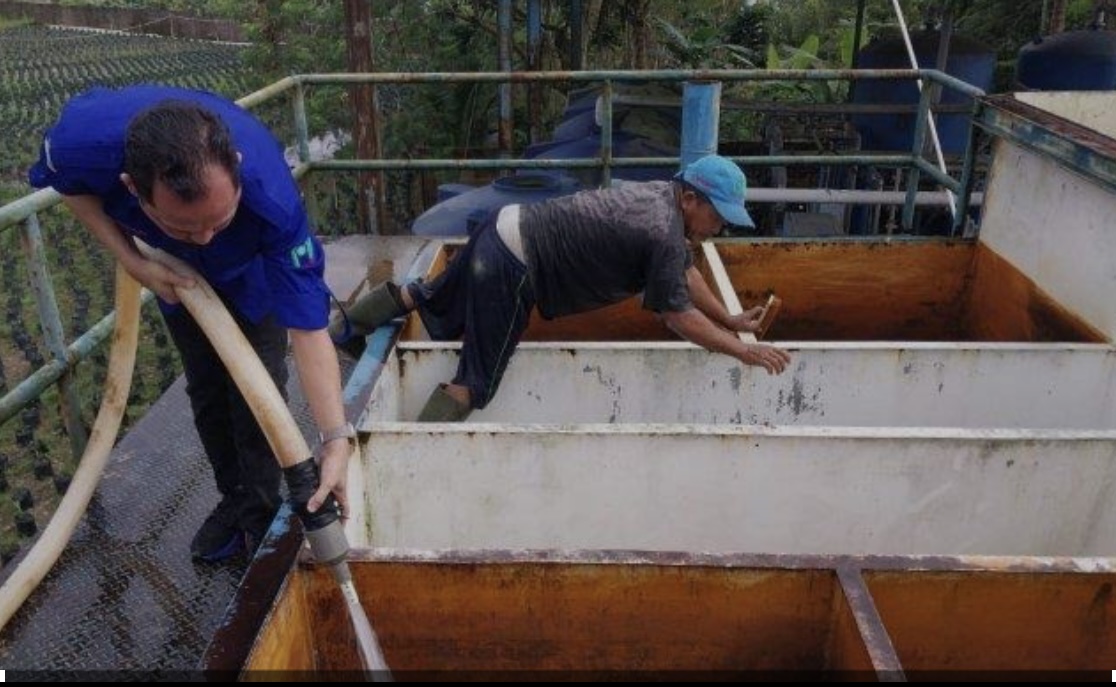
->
xmin=674 ymin=155 xmax=754 ymax=228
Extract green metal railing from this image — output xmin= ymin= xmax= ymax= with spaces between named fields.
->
xmin=0 ymin=68 xmax=984 ymax=458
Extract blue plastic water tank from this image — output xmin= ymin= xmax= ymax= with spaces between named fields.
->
xmin=411 ymin=82 xmax=681 ymax=237
xmin=551 ymin=82 xmax=682 ymax=144
xmin=851 ymin=31 xmax=995 ymax=154
xmin=411 ymin=172 xmax=581 ymax=237
xmin=1017 ymin=29 xmax=1116 ymax=90
xmin=552 ymin=108 xmax=598 ymax=142
xmin=525 ymin=130 xmax=677 ymax=185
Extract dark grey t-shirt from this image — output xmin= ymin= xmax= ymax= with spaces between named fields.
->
xmin=520 ymin=181 xmax=694 ymax=319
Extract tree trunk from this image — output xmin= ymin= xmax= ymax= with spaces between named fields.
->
xmin=626 ymin=0 xmax=652 ymax=69
xmin=254 ymin=0 xmax=283 ymax=77
xmin=1047 ymin=0 xmax=1067 ymax=33
xmin=343 ymin=0 xmax=388 ymax=234
xmin=582 ymin=0 xmax=604 ymax=68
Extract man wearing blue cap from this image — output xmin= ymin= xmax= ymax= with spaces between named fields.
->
xmin=332 ymin=154 xmax=791 ymax=421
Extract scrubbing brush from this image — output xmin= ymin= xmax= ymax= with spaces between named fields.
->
xmin=756 ymin=293 xmax=782 ymax=340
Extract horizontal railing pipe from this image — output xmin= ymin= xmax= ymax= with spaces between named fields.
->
xmin=0 ymin=291 xmax=154 ymax=426
xmin=294 ymin=68 xmax=968 ymax=86
xmin=310 ymin=154 xmax=915 ymax=173
xmin=0 ymin=188 xmax=61 ymax=232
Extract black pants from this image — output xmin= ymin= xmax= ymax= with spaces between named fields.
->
xmin=407 ymin=214 xmax=535 ymax=409
xmin=162 ymin=303 xmax=288 ymax=538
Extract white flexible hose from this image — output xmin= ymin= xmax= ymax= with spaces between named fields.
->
xmin=0 ymin=265 xmax=142 ymax=632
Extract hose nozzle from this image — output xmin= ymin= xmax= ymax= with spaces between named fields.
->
xmin=283 ymin=458 xmax=350 ymax=566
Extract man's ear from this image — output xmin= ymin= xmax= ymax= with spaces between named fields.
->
xmin=119 ymin=173 xmax=138 ymax=197
xmin=679 ymin=189 xmax=699 ymax=210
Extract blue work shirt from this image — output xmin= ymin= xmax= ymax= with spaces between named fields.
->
xmin=29 ymin=85 xmax=330 ymax=330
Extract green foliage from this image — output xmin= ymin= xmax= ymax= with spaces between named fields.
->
xmin=725 ymin=3 xmax=774 ymax=58
xmin=0 ymin=16 xmax=32 ymax=30
xmin=758 ymin=34 xmax=845 ymax=105
xmin=0 ymin=24 xmax=252 ymax=186
xmin=656 ymin=17 xmax=758 ymax=68
xmin=53 ymin=0 xmax=241 ymax=16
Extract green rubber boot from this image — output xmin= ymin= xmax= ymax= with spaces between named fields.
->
xmin=329 ymin=281 xmax=407 ymax=357
xmin=417 ymin=384 xmax=472 ymax=422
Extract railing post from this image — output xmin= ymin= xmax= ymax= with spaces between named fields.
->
xmin=292 ymin=79 xmax=320 ymax=231
xmin=903 ymin=84 xmax=934 ymax=232
xmin=952 ymin=98 xmax=983 ymax=237
xmin=293 ymin=80 xmax=312 ymax=165
xmin=526 ymin=0 xmax=543 ymax=144
xmin=498 ymin=0 xmax=514 ymax=162
xmin=20 ymin=212 xmax=87 ymax=459
xmin=600 ymin=79 xmax=613 ymax=188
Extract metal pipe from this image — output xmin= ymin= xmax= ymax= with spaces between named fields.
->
xmin=903 ymin=85 xmax=934 ymax=230
xmin=0 ymin=188 xmax=61 ymax=231
xmin=952 ymin=100 xmax=984 ymax=236
xmin=310 ymin=154 xmax=916 ymax=172
xmin=527 ymin=0 xmax=542 ymax=143
xmin=600 ymin=79 xmax=613 ymax=187
xmin=890 ymin=0 xmax=958 ymax=221
xmin=745 ymin=187 xmax=981 ymax=206
xmin=680 ymin=81 xmax=722 ymax=168
xmin=235 ymin=76 xmax=296 ymax=109
xmin=294 ymin=68 xmax=976 ymax=86
xmin=20 ymin=213 xmax=86 ymax=458
xmin=617 ymin=96 xmax=974 ymax=115
xmin=292 ymin=82 xmax=320 ymax=231
xmin=0 ymin=295 xmax=151 ymax=426
xmin=913 ymin=156 xmax=962 ymax=193
xmin=293 ymin=82 xmax=312 ymax=167
xmin=498 ymin=0 xmax=513 ymax=160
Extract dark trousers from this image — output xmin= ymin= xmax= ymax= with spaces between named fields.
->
xmin=162 ymin=303 xmax=288 ymax=537
xmin=408 ymin=216 xmax=535 ymax=409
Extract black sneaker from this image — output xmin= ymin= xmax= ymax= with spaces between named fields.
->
xmin=190 ymin=496 xmax=244 ymax=562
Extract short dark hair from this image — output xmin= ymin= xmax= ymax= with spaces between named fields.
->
xmin=124 ymin=100 xmax=239 ymax=203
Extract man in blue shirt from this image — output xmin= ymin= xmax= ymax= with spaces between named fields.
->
xmin=30 ymin=86 xmax=351 ymax=562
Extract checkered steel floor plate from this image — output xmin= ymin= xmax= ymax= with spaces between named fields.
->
xmin=0 ymin=355 xmax=355 ymax=679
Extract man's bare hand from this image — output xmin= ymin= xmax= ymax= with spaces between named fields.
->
xmin=726 ymin=306 xmax=765 ymax=333
xmin=738 ymin=343 xmax=791 ymax=374
xmin=130 ymin=258 xmax=195 ymax=303
xmin=308 ymin=438 xmax=351 ymax=518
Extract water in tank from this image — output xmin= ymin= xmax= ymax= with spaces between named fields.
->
xmin=851 ymin=30 xmax=995 ymax=154
xmin=1017 ymin=29 xmax=1116 ymax=90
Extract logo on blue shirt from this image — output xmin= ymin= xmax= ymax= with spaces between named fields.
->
xmin=290 ymin=236 xmax=315 ymax=268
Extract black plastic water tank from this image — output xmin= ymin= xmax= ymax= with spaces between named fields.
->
xmin=851 ymin=30 xmax=995 ymax=154
xmin=1017 ymin=29 xmax=1116 ymax=90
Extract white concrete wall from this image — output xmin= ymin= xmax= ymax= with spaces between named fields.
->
xmin=368 ymin=342 xmax=1116 ymax=429
xmin=345 ymin=424 xmax=1116 ymax=557
xmin=1016 ymin=92 xmax=1116 ymax=140
xmin=978 ymin=140 xmax=1116 ymax=341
